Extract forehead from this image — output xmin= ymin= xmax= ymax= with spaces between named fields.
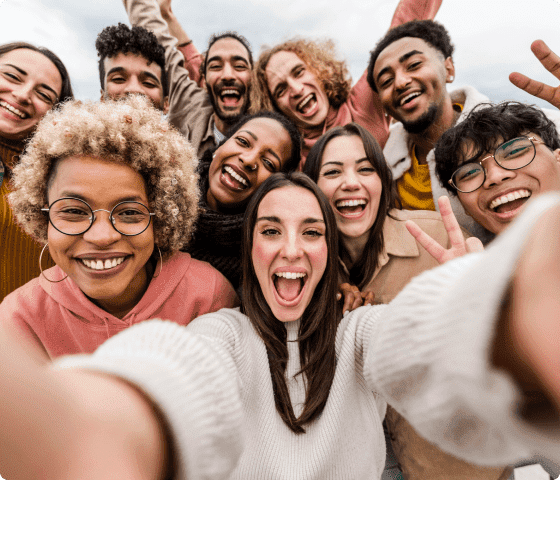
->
xmin=373 ymin=37 xmax=444 ymax=77
xmin=237 ymin=117 xmax=292 ymax=158
xmin=0 ymin=48 xmax=62 ymax=93
xmin=266 ymin=51 xmax=305 ymax=83
xmin=48 ymin=155 xmax=148 ymax=201
xmin=103 ymin=52 xmax=162 ymax=79
xmin=322 ymin=134 xmax=367 ymax=162
xmin=207 ymin=37 xmax=250 ymax=62
xmin=257 ymin=185 xmax=322 ymax=217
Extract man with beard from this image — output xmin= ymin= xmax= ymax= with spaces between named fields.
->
xmin=367 ymin=20 xmax=492 ymax=241
xmin=122 ymin=0 xmax=252 ymax=158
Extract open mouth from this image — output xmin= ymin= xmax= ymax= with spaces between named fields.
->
xmin=0 ymin=100 xmax=27 ymax=119
xmin=398 ymin=91 xmax=422 ymax=108
xmin=273 ymin=271 xmax=307 ymax=303
xmin=296 ymin=93 xmax=317 ymax=116
xmin=335 ymin=198 xmax=367 ymax=216
xmin=489 ymin=189 xmax=531 ymax=214
xmin=222 ymin=165 xmax=250 ymax=190
xmin=79 ymin=256 xmax=126 ymax=271
xmin=219 ymin=88 xmax=242 ymax=107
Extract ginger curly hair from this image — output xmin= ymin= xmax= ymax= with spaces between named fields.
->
xmin=251 ymin=38 xmax=352 ymax=116
xmin=9 ymin=96 xmax=199 ymax=256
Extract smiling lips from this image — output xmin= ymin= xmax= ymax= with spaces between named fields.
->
xmin=222 ymin=165 xmax=250 ymax=190
xmin=335 ymin=198 xmax=368 ymax=217
xmin=274 ymin=271 xmax=307 ymax=303
xmin=296 ymin=93 xmax=317 ymax=115
xmin=80 ymin=256 xmax=126 ymax=271
xmin=488 ymin=189 xmax=531 ymax=213
xmin=0 ymin=100 xmax=27 ymax=119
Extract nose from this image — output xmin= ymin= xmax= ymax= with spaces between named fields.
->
xmin=82 ymin=210 xmax=121 ymax=245
xmin=481 ymin=157 xmax=515 ymax=189
xmin=394 ymin=69 xmax=412 ymax=91
xmin=281 ymin=231 xmax=304 ymax=261
xmin=221 ymin=63 xmax=235 ymax=81
xmin=340 ymin=170 xmax=361 ymax=191
xmin=287 ymin=77 xmax=304 ymax=98
xmin=239 ymin=150 xmax=259 ymax=172
xmin=123 ymin=77 xmax=145 ymax=95
xmin=12 ymin=81 xmax=33 ymax=104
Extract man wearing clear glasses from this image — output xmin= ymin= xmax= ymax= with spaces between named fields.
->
xmin=434 ymin=101 xmax=560 ymax=241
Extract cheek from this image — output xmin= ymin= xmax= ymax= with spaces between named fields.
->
xmin=312 ymin=241 xmax=328 ymax=276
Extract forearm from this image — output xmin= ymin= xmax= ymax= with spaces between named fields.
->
xmin=159 ymin=2 xmax=190 ymax=45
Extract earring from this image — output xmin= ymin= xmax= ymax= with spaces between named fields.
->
xmin=39 ymin=243 xmax=68 ymax=283
xmin=152 ymin=245 xmax=163 ymax=278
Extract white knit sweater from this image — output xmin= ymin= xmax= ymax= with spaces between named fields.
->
xmin=56 ymin=194 xmax=560 ymax=479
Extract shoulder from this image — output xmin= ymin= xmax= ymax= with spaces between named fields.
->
xmin=387 ymin=208 xmax=451 ymax=246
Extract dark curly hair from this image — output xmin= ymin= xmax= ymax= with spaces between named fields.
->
xmin=367 ymin=20 xmax=454 ymax=92
xmin=435 ymin=101 xmax=560 ymax=195
xmin=95 ymin=23 xmax=168 ymax=97
xmin=200 ymin=32 xmax=253 ymax=77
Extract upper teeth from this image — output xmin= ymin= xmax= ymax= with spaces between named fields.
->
xmin=297 ymin=94 xmax=314 ymax=112
xmin=336 ymin=199 xmax=367 ymax=208
xmin=221 ymin=89 xmax=239 ymax=97
xmin=489 ymin=189 xmax=531 ymax=210
xmin=81 ymin=257 xmax=125 ymax=270
xmin=275 ymin=272 xmax=306 ymax=279
xmin=0 ymin=101 xmax=26 ymax=118
xmin=224 ymin=165 xmax=249 ymax=186
xmin=400 ymin=92 xmax=421 ymax=106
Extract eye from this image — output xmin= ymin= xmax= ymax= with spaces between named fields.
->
xmin=407 ymin=61 xmax=421 ymax=71
xmin=109 ymin=76 xmax=125 ymax=83
xmin=235 ymin=64 xmax=248 ymax=71
xmin=262 ymin=158 xmax=276 ymax=172
xmin=322 ymin=168 xmax=341 ymax=177
xmin=235 ymin=136 xmax=250 ymax=147
xmin=304 ymin=229 xmax=323 ymax=238
xmin=260 ymin=227 xmax=280 ymax=236
xmin=358 ymin=165 xmax=376 ymax=174
xmin=3 ymin=71 xmax=20 ymax=81
xmin=143 ymin=81 xmax=157 ymax=88
xmin=37 ymin=90 xmax=54 ymax=104
xmin=275 ymin=86 xmax=286 ymax=99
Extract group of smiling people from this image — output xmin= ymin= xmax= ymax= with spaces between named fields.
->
xmin=1 ymin=0 xmax=560 ymax=480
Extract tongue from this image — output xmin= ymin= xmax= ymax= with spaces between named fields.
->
xmin=339 ymin=204 xmax=364 ymax=214
xmin=275 ymin=277 xmax=302 ymax=301
xmin=494 ymin=198 xmax=528 ymax=214
xmin=221 ymin=95 xmax=240 ymax=106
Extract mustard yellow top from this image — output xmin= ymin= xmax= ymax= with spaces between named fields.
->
xmin=0 ymin=138 xmax=53 ymax=303
xmin=396 ymin=145 xmax=436 ymax=211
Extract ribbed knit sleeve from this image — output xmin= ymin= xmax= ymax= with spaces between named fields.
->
xmin=354 ymin=193 xmax=560 ymax=466
xmin=54 ymin=319 xmax=244 ymax=479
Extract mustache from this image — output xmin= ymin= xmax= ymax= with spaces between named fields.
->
xmin=212 ymin=82 xmax=248 ymax=97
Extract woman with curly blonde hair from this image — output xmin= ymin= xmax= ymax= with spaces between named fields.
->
xmin=0 ymin=95 xmax=237 ymax=359
xmin=251 ymin=0 xmax=441 ymax=166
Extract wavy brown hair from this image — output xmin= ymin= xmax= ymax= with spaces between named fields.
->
xmin=9 ymin=96 xmax=199 ymax=256
xmin=241 ymin=172 xmax=341 ymax=434
xmin=304 ymin=124 xmax=399 ymax=290
xmin=251 ymin=38 xmax=352 ymax=116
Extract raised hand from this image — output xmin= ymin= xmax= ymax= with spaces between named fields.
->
xmin=405 ymin=196 xmax=484 ymax=264
xmin=509 ymin=40 xmax=560 ymax=110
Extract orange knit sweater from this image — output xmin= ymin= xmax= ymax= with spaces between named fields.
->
xmin=0 ymin=138 xmax=54 ymax=303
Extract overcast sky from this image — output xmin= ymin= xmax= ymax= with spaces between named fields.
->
xmin=1 ymin=0 xmax=560 ymax=110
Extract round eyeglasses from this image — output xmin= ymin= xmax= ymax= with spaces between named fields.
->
xmin=449 ymin=136 xmax=545 ymax=193
xmin=42 ymin=198 xmax=155 ymax=236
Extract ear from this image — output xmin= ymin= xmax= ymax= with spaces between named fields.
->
xmin=553 ymin=148 xmax=560 ymax=165
xmin=100 ymin=89 xmax=105 ymax=100
xmin=162 ymin=96 xmax=170 ymax=115
xmin=444 ymin=57 xmax=455 ymax=84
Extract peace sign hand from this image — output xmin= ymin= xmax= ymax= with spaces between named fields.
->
xmin=509 ymin=40 xmax=560 ymax=110
xmin=405 ymin=196 xmax=484 ymax=265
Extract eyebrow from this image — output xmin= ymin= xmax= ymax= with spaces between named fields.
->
xmin=207 ymin=54 xmax=250 ymax=66
xmin=237 ymin=129 xmax=282 ymax=164
xmin=106 ymin=66 xmax=161 ymax=84
xmin=256 ymin=216 xmax=325 ymax=224
xmin=321 ymin=157 xmax=371 ymax=168
xmin=375 ymin=49 xmax=423 ymax=83
xmin=2 ymin=63 xmax=59 ymax=98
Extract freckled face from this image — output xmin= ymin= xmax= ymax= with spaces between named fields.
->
xmin=47 ymin=155 xmax=155 ymax=318
xmin=207 ymin=117 xmax=292 ymax=213
xmin=0 ymin=48 xmax=62 ymax=140
xmin=265 ymin=51 xmax=329 ymax=131
xmin=316 ymin=135 xmax=383 ymax=255
xmin=252 ymin=185 xmax=328 ymax=322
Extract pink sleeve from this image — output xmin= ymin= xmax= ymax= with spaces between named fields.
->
xmin=346 ymin=0 xmax=442 ymax=146
xmin=178 ymin=43 xmax=204 ymax=88
xmin=208 ymin=272 xmax=239 ymax=313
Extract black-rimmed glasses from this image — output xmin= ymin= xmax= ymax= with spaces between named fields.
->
xmin=449 ymin=136 xmax=545 ymax=193
xmin=42 ymin=198 xmax=155 ymax=236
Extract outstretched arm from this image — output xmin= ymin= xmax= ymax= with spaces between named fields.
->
xmin=405 ymin=196 xmax=484 ymax=264
xmin=509 ymin=40 xmax=560 ymax=110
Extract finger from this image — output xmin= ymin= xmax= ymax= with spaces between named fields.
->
xmin=437 ymin=196 xmax=465 ymax=249
xmin=509 ymin=72 xmax=559 ymax=106
xmin=531 ymin=40 xmax=560 ymax=78
xmin=362 ymin=291 xmax=375 ymax=306
xmin=465 ymin=236 xmax=484 ymax=254
xmin=406 ymin=219 xmax=446 ymax=263
xmin=351 ymin=291 xmax=363 ymax=311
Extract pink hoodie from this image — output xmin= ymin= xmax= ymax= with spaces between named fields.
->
xmin=0 ymin=252 xmax=237 ymax=359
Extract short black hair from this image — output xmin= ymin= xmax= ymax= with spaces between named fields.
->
xmin=435 ymin=101 xmax=560 ymax=195
xmin=200 ymin=32 xmax=253 ymax=77
xmin=95 ymin=23 xmax=168 ymax=97
xmin=367 ymin=20 xmax=454 ymax=92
